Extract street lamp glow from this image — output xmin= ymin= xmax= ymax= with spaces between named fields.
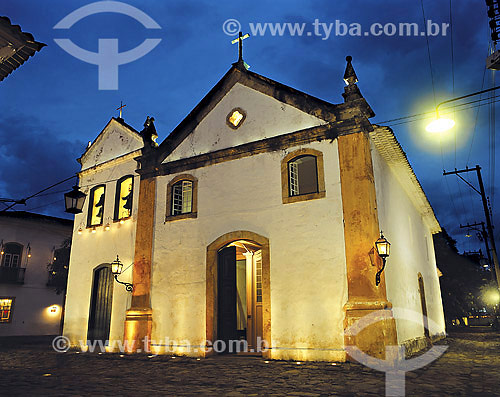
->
xmin=425 ymin=117 xmax=455 ymax=133
xmin=483 ymin=289 xmax=500 ymax=305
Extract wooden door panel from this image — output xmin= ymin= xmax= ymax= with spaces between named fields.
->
xmin=87 ymin=266 xmax=113 ymax=344
xmin=217 ymin=246 xmax=237 ymax=349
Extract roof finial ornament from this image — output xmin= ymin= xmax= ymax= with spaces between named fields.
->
xmin=342 ymin=55 xmax=367 ymax=104
xmin=141 ymin=116 xmax=158 ymax=148
xmin=343 ymin=56 xmax=358 ymax=86
xmin=231 ymin=31 xmax=250 ymax=69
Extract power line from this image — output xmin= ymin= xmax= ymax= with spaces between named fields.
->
xmin=421 ymin=0 xmax=437 ymax=107
xmin=0 ymin=175 xmax=76 ymax=212
xmin=24 ymin=199 xmax=65 ymax=212
xmin=376 ymin=95 xmax=500 ymax=126
xmin=489 ymin=67 xmax=496 ymax=209
xmin=2 ymin=173 xmax=142 ymax=214
xmin=450 ymin=0 xmax=456 ymax=167
xmin=467 ymin=65 xmax=488 ymax=166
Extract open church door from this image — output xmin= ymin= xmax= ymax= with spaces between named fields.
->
xmin=217 ymin=246 xmax=237 ymax=352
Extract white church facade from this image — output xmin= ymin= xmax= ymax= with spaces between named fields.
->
xmin=63 ymin=56 xmax=445 ymax=361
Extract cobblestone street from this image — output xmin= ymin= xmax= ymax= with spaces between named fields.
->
xmin=0 ymin=329 xmax=499 ymax=396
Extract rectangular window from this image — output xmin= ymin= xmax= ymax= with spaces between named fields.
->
xmin=115 ymin=177 xmax=133 ymax=220
xmin=88 ymin=185 xmax=105 ymax=226
xmin=172 ymin=183 xmax=183 ymax=215
xmin=289 ymin=162 xmax=299 ymax=196
xmin=254 ymin=251 xmax=262 ymax=303
xmin=288 ymin=156 xmax=318 ymax=197
xmin=172 ymin=181 xmax=192 ymax=216
xmin=182 ymin=181 xmax=193 ymax=214
xmin=3 ymin=254 xmax=12 ymax=267
xmin=11 ymin=255 xmax=19 ymax=267
xmin=2 ymin=254 xmax=20 ymax=268
xmin=0 ymin=298 xmax=14 ymax=323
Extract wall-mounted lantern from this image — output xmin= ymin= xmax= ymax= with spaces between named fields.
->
xmin=375 ymin=231 xmax=391 ymax=286
xmin=111 ymin=255 xmax=133 ymax=292
xmin=64 ymin=185 xmax=86 ymax=214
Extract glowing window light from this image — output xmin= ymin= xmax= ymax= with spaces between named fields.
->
xmin=227 ymin=108 xmax=246 ymax=129
xmin=229 ymin=111 xmax=243 ymax=126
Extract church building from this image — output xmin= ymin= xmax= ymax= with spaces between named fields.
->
xmin=63 ymin=54 xmax=446 ymax=361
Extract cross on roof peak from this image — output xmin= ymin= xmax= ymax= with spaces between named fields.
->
xmin=231 ymin=31 xmax=250 ymax=69
xmin=116 ymin=101 xmax=126 ymax=119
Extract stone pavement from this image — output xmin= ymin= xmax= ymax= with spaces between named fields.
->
xmin=0 ymin=329 xmax=499 ymax=396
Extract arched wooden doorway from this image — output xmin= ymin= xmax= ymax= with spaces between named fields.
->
xmin=87 ymin=264 xmax=114 ymax=344
xmin=206 ymin=231 xmax=270 ymax=357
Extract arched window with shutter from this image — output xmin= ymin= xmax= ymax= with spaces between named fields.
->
xmin=281 ymin=148 xmax=326 ymax=204
xmin=166 ymin=174 xmax=198 ymax=221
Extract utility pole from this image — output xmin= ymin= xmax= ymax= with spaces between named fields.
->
xmin=460 ymin=222 xmax=493 ymax=275
xmin=443 ymin=166 xmax=500 ymax=291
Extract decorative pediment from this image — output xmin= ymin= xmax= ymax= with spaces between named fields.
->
xmin=79 ymin=118 xmax=143 ymax=170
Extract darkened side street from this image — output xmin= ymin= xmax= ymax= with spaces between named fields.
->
xmin=0 ymin=329 xmax=498 ymax=396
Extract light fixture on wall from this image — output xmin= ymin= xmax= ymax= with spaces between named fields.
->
xmin=48 ymin=305 xmax=60 ymax=314
xmin=111 ymin=255 xmax=133 ymax=292
xmin=64 ymin=185 xmax=87 ymax=214
xmin=374 ymin=231 xmax=391 ymax=286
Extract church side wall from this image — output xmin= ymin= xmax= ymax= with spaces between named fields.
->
xmin=370 ymin=141 xmax=446 ymax=348
xmin=64 ymin=159 xmax=139 ymax=350
xmin=152 ymin=140 xmax=348 ymax=361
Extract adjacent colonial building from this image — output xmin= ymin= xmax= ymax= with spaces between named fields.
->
xmin=0 ymin=211 xmax=72 ymax=338
xmin=63 ymin=56 xmax=446 ymax=361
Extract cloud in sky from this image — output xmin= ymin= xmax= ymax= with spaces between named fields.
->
xmin=0 ymin=116 xmax=84 ymax=215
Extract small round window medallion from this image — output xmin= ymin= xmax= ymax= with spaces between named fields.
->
xmin=226 ymin=107 xmax=246 ymax=129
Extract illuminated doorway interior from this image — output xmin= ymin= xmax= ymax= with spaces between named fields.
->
xmin=217 ymin=240 xmax=263 ymax=353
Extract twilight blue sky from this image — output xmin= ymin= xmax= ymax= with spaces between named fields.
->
xmin=1 ymin=0 xmax=498 ymax=253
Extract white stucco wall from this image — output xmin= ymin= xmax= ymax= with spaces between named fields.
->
xmin=0 ymin=216 xmax=71 ymax=336
xmin=166 ymin=83 xmax=326 ymax=162
xmin=371 ymin=140 xmax=446 ymax=345
xmin=64 ymin=153 xmax=139 ymax=348
xmin=152 ymin=140 xmax=347 ymax=361
xmin=80 ymin=119 xmax=143 ymax=169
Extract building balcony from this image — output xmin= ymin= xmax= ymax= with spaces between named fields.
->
xmin=0 ymin=266 xmax=26 ymax=284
